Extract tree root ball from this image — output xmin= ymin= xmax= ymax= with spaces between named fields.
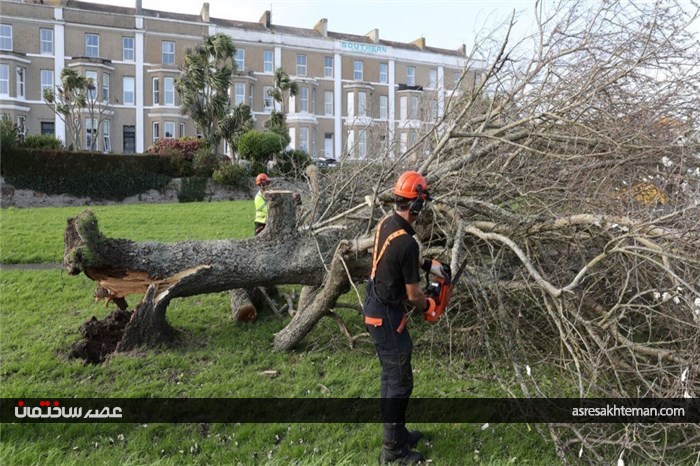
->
xmin=69 ymin=309 xmax=132 ymax=364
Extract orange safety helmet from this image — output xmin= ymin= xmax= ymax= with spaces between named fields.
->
xmin=392 ymin=171 xmax=429 ymax=200
xmin=255 ymin=173 xmax=271 ymax=186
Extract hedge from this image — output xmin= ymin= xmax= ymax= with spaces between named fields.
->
xmin=1 ymin=147 xmax=180 ymax=200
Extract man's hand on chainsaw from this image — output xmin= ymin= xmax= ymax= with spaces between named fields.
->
xmin=430 ymin=260 xmax=451 ymax=279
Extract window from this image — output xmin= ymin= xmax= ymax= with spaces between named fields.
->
xmin=399 ymin=96 xmax=407 ymax=120
xmin=164 ymin=77 xmax=174 ymax=106
xmin=263 ymin=50 xmax=273 ymax=73
xmin=299 ymin=87 xmax=308 ymax=113
xmin=358 ymin=91 xmax=367 ymax=117
xmin=40 ymin=69 xmax=54 ymax=100
xmin=379 ymin=95 xmax=388 ymax=119
xmin=429 ymin=69 xmax=437 ymax=88
xmin=123 ymin=76 xmax=135 ymax=105
xmin=162 ymin=41 xmax=175 ymax=65
xmin=179 ymin=123 xmax=185 ymax=138
xmin=164 ymin=122 xmax=175 ymax=139
xmin=347 ymin=91 xmax=354 ymax=117
xmin=16 ymin=67 xmax=25 ymax=99
xmin=41 ymin=121 xmax=55 ymax=135
xmin=40 ymin=29 xmax=53 ymax=55
xmin=123 ymin=37 xmax=134 ymax=61
xmin=346 ymin=131 xmax=354 ymax=156
xmin=358 ymin=130 xmax=367 ymax=159
xmin=85 ymin=33 xmax=99 ymax=57
xmin=324 ymin=91 xmax=333 ymax=115
xmin=296 ymin=54 xmax=307 ymax=76
xmin=410 ymin=95 xmax=419 ymax=119
xmin=263 ymin=86 xmax=273 ymax=110
xmin=0 ymin=25 xmax=12 ymax=51
xmin=235 ymin=49 xmax=245 ymax=70
xmin=152 ymin=78 xmax=159 ymax=105
xmin=354 ymin=61 xmax=363 ymax=81
xmin=85 ymin=71 xmax=97 ymax=101
xmin=379 ymin=63 xmax=388 ymax=83
xmin=234 ymin=82 xmax=245 ymax=106
xmin=152 ymin=122 xmax=160 ymax=141
xmin=248 ymin=83 xmax=254 ymax=106
xmin=406 ymin=67 xmax=415 ymax=87
xmin=299 ymin=127 xmax=309 ymax=152
xmin=324 ymin=57 xmax=333 ymax=77
xmin=102 ymin=120 xmax=111 ymax=152
xmin=102 ymin=73 xmax=110 ymax=102
xmin=453 ymin=71 xmax=461 ymax=86
xmin=123 ymin=125 xmax=135 ymax=153
xmin=430 ymin=100 xmax=438 ymax=120
xmin=86 ymin=118 xmax=97 ymax=150
xmin=0 ymin=65 xmax=8 ymax=97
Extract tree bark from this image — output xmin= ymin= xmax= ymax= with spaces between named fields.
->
xmin=273 ymin=238 xmax=372 ymax=351
xmin=230 ymin=289 xmax=257 ymax=322
xmin=64 ymin=191 xmax=333 ymax=349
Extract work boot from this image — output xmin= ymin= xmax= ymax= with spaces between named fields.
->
xmin=380 ymin=423 xmax=425 ymax=465
xmin=379 ymin=445 xmax=425 ymax=465
xmin=405 ymin=429 xmax=423 ymax=448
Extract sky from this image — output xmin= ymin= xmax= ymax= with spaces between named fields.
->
xmin=78 ymin=0 xmax=539 ymax=51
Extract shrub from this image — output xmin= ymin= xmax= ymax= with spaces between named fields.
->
xmin=212 ymin=162 xmax=249 ymax=190
xmin=273 ymin=149 xmax=311 ymax=178
xmin=193 ymin=147 xmax=219 ymax=177
xmin=0 ymin=115 xmax=20 ymax=152
xmin=178 ymin=177 xmax=208 ymax=203
xmin=22 ymin=134 xmax=63 ymax=150
xmin=238 ymin=130 xmax=287 ymax=164
xmin=1 ymin=147 xmax=178 ymax=200
xmin=146 ymin=137 xmax=205 ymax=160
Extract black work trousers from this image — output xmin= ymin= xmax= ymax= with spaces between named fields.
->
xmin=364 ymin=283 xmax=414 ymax=429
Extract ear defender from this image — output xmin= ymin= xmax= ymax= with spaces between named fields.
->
xmin=408 ymin=185 xmax=426 ymax=215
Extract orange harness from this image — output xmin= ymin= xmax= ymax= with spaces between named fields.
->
xmin=365 ymin=217 xmax=409 ymax=333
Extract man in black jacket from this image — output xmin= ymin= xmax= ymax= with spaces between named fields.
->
xmin=363 ymin=171 xmax=449 ymax=465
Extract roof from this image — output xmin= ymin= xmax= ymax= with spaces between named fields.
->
xmin=62 ymin=1 xmax=464 ymax=58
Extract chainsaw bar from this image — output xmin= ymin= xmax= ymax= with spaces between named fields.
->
xmin=450 ymin=255 xmax=471 ymax=286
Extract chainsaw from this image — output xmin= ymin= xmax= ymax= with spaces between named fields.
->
xmin=424 ymin=256 xmax=470 ymax=323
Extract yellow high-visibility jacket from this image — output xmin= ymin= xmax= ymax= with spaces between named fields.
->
xmin=254 ymin=190 xmax=268 ymax=224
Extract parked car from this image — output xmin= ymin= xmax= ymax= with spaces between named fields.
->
xmin=314 ymin=157 xmax=337 ymax=168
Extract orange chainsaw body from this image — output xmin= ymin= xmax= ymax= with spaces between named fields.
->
xmin=424 ymin=275 xmax=452 ymax=323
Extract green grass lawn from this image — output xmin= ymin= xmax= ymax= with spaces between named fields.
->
xmin=0 ymin=202 xmax=556 ymax=465
xmin=0 ymin=201 xmax=254 ymax=264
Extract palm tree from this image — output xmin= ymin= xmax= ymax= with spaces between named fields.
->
xmin=269 ymin=67 xmax=299 ymax=115
xmin=220 ymin=104 xmax=254 ymax=161
xmin=176 ymin=33 xmax=236 ymax=154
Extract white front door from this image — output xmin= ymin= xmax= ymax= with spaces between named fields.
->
xmin=324 ymin=134 xmax=333 ymax=158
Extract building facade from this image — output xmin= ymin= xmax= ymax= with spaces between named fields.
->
xmin=0 ymin=0 xmax=481 ymax=159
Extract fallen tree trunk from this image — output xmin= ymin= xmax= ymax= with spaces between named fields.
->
xmin=64 ymin=191 xmax=339 ymax=350
xmin=273 ymin=238 xmax=372 ymax=351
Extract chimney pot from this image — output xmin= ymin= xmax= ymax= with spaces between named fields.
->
xmin=259 ymin=10 xmax=271 ymax=28
xmin=411 ymin=37 xmax=425 ymax=50
xmin=366 ymin=28 xmax=379 ymax=43
xmin=314 ymin=18 xmax=328 ymax=37
xmin=200 ymin=2 xmax=210 ymax=22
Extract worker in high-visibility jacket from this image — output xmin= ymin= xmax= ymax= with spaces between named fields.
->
xmin=254 ymin=173 xmax=271 ymax=235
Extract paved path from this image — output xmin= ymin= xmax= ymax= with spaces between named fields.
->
xmin=1 ymin=263 xmax=62 ymax=271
